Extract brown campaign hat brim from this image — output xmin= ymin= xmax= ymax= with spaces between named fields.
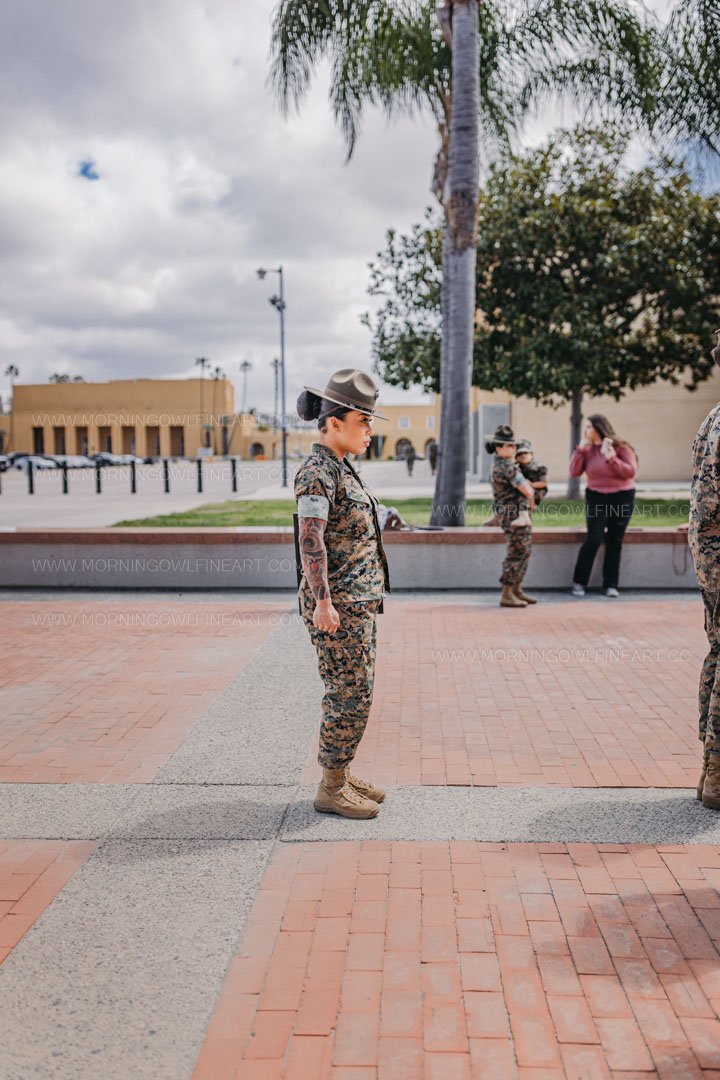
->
xmin=304 ymin=385 xmax=389 ymax=421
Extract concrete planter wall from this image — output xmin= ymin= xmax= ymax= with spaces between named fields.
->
xmin=0 ymin=527 xmax=696 ymax=590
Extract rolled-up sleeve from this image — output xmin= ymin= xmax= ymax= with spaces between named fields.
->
xmin=294 ymin=462 xmax=336 ymax=519
xmin=297 ymin=493 xmax=330 ymax=520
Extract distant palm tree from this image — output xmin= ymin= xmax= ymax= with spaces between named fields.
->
xmin=211 ymin=365 xmax=224 ymax=453
xmin=239 ymin=360 xmax=253 ymax=414
xmin=5 ymin=364 xmax=19 ymax=450
xmin=270 ymin=0 xmax=656 ymax=523
xmin=195 ymin=357 xmax=210 ymax=448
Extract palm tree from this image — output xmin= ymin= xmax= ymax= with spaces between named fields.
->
xmin=655 ymin=0 xmax=720 ymax=162
xmin=211 ymin=365 xmax=224 ymax=453
xmin=270 ymin=0 xmax=656 ymax=524
xmin=239 ymin=360 xmax=253 ymax=414
xmin=4 ymin=364 xmax=18 ymax=450
xmin=195 ymin=356 xmax=210 ymax=448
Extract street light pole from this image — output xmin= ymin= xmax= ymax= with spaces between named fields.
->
xmin=256 ymin=265 xmax=288 ymax=488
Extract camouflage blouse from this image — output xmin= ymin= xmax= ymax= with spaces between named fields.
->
xmin=294 ymin=442 xmax=390 ymax=604
xmin=491 ymin=456 xmax=527 ymax=511
xmin=689 ymin=402 xmax=720 ymax=592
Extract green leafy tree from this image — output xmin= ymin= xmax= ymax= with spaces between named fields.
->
xmin=365 ymin=127 xmax=720 ymax=497
xmin=269 ymin=0 xmax=656 ymax=523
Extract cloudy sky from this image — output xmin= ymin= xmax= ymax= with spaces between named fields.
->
xmin=0 ymin=0 xmax=671 ymax=412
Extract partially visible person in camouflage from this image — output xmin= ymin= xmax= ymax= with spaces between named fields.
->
xmin=486 ymin=425 xmax=538 ymax=608
xmin=689 ymin=333 xmax=720 ymax=810
xmin=516 ymin=439 xmax=549 ymax=512
xmin=294 ymin=368 xmax=391 ymax=820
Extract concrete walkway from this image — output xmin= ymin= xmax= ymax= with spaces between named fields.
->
xmin=1 ymin=591 xmax=718 ymax=1078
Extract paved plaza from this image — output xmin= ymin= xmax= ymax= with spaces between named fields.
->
xmin=1 ymin=590 xmax=720 ymax=1078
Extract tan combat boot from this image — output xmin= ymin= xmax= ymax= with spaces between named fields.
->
xmin=500 ymin=585 xmax=527 ymax=608
xmin=314 ymin=767 xmax=380 ymax=819
xmin=344 ymin=767 xmax=385 ymax=804
xmin=702 ymin=746 xmax=720 ymax=810
xmin=513 ymin=582 xmax=537 ymax=605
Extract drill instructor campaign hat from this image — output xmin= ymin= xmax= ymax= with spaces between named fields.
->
xmin=304 ymin=368 xmax=389 ymax=421
xmin=486 ymin=424 xmax=519 ymax=447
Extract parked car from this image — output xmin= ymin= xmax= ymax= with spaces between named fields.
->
xmin=92 ymin=452 xmax=144 ymax=466
xmin=13 ymin=455 xmax=57 ymax=471
xmin=49 ymin=455 xmax=96 ymax=469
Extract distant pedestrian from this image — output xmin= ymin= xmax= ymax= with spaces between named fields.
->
xmin=294 ymin=368 xmax=390 ymax=820
xmin=486 ymin=425 xmax=537 ymax=608
xmin=689 ymin=333 xmax=720 ymax=810
xmin=569 ymin=415 xmax=637 ymax=597
xmin=428 ymin=441 xmax=438 ymax=475
xmin=405 ymin=443 xmax=416 ymax=476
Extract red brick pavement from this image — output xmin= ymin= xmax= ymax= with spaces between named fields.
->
xmin=301 ymin=601 xmax=705 ymax=788
xmin=0 ymin=840 xmax=95 ymax=964
xmin=0 ymin=601 xmax=287 ymax=783
xmin=193 ymin=840 xmax=720 ymax=1080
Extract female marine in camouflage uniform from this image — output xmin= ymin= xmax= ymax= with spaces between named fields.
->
xmin=294 ymin=369 xmax=391 ymax=819
xmin=690 ymin=334 xmax=720 ymax=809
xmin=486 ymin=425 xmax=537 ymax=608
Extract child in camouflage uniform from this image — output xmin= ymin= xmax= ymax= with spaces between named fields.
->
xmin=515 ymin=439 xmax=549 ymax=526
xmin=294 ymin=369 xmax=391 ymax=820
xmin=486 ymin=425 xmax=538 ymax=608
xmin=689 ymin=333 xmax=720 ymax=810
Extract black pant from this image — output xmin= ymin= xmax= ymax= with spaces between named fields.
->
xmin=573 ymin=488 xmax=635 ymax=589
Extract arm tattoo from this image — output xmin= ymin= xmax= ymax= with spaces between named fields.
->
xmin=299 ymin=515 xmax=330 ymax=601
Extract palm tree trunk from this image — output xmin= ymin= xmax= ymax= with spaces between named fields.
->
xmin=433 ymin=221 xmax=452 ymax=507
xmin=567 ymin=387 xmax=583 ymax=499
xmin=431 ymin=0 xmax=479 ymax=527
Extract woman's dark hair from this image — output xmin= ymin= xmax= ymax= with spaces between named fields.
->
xmin=296 ymin=389 xmax=352 ymax=430
xmin=586 ymin=413 xmax=638 ymax=463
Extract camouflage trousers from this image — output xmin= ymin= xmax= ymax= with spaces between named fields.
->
xmin=698 ymin=585 xmax=720 ymax=754
xmin=500 ymin=522 xmax=532 ymax=586
xmin=300 ymin=588 xmax=381 ymax=769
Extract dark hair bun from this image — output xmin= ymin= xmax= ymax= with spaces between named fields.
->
xmin=296 ymin=389 xmax=323 ymax=421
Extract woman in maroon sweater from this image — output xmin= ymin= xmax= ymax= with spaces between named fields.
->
xmin=569 ymin=414 xmax=638 ymax=597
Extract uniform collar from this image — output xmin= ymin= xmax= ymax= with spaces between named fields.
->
xmin=312 ymin=442 xmax=346 ymax=464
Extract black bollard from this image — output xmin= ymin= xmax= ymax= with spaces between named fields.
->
xmin=62 ymin=462 xmax=69 ymax=494
xmin=130 ymin=459 xmax=136 ymax=494
xmin=28 ymin=460 xmax=34 ymax=495
xmin=162 ymin=458 xmax=170 ymax=493
xmin=95 ymin=460 xmax=102 ymax=494
xmin=231 ymin=456 xmax=237 ymax=493
xmin=197 ymin=458 xmax=203 ymax=493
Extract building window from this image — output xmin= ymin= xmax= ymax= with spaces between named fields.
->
xmin=32 ymin=427 xmax=45 ymax=454
xmin=398 ymin=416 xmax=409 ymax=430
xmin=75 ymin=426 xmax=89 ymax=455
xmin=426 ymin=416 xmax=435 ymax=430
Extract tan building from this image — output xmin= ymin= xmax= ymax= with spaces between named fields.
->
xmin=5 ymin=378 xmax=239 ymax=459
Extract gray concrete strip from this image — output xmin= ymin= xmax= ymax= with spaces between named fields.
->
xmin=0 ymin=783 xmax=142 ymax=840
xmin=0 ymin=838 xmax=273 ymax=1080
xmin=281 ymin=784 xmax=720 ymax=845
xmin=155 ymin=615 xmax=322 ymax=786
